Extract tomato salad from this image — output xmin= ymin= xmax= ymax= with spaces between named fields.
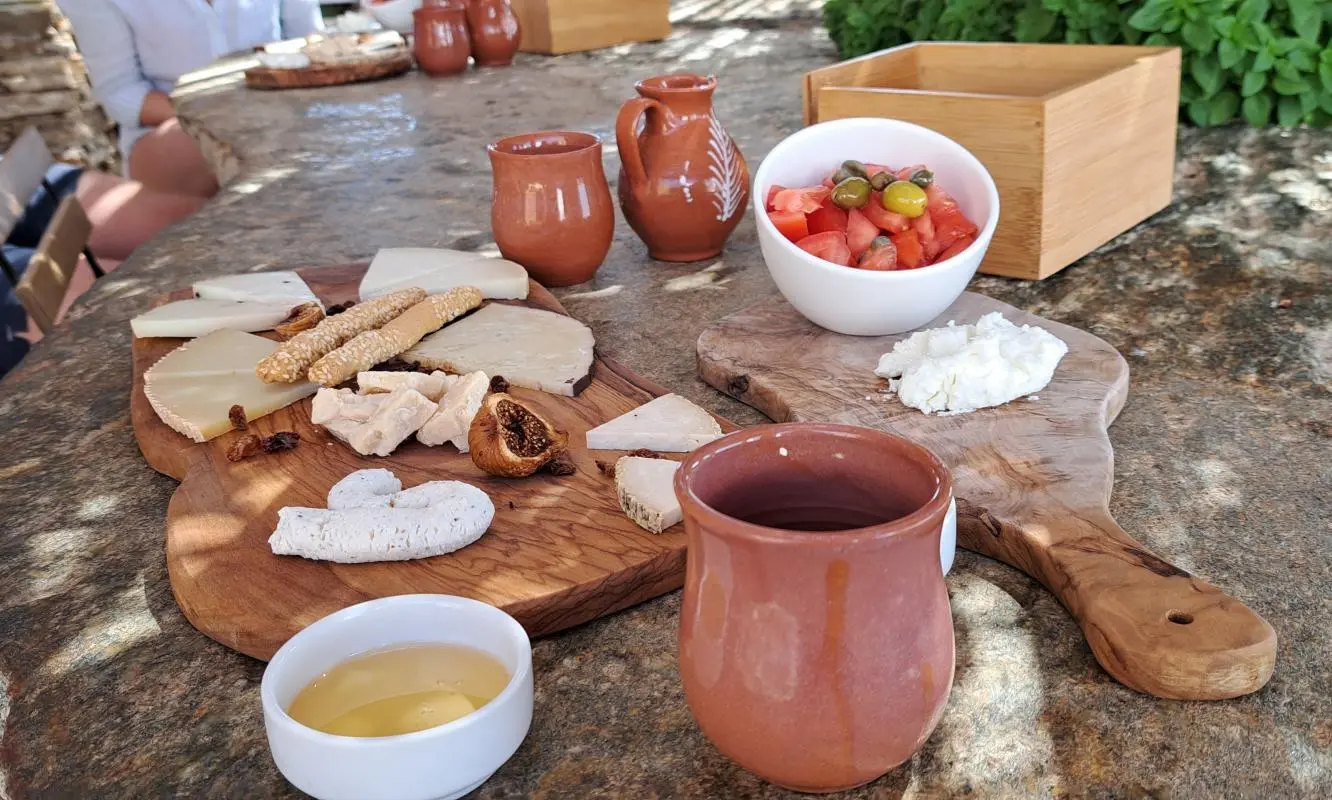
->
xmin=765 ymin=160 xmax=980 ymax=271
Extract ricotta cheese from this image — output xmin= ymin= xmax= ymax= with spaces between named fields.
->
xmin=359 ymin=248 xmax=529 ymax=301
xmin=874 ymin=312 xmax=1068 ymax=415
xmin=615 ymin=457 xmax=682 ymax=533
xmin=586 ymin=394 xmax=722 ymax=452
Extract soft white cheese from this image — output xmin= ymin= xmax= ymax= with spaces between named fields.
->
xmin=586 ymin=394 xmax=723 ymax=452
xmin=874 ymin=312 xmax=1068 ymax=415
xmin=615 ymin=457 xmax=682 ymax=533
xmin=359 ymin=248 xmax=529 ymax=301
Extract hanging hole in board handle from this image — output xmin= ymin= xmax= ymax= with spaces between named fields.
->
xmin=1168 ymin=610 xmax=1195 ymax=625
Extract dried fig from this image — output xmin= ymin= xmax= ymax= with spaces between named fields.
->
xmin=468 ymin=393 xmax=567 ymax=477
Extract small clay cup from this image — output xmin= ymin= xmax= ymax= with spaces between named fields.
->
xmin=674 ymin=422 xmax=956 ymax=793
xmin=487 ymin=131 xmax=614 ymax=287
xmin=465 ymin=0 xmax=521 ymax=66
xmin=413 ymin=4 xmax=470 ymax=77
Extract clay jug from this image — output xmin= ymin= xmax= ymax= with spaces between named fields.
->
xmin=675 ymin=423 xmax=956 ymax=793
xmin=412 ymin=4 xmax=470 ymax=77
xmin=465 ymin=0 xmax=521 ymax=66
xmin=487 ymin=131 xmax=614 ymax=287
xmin=615 ymin=73 xmax=749 ymax=262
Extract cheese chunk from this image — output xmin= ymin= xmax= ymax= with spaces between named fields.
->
xmin=193 ymin=271 xmax=321 ymax=307
xmin=131 ymin=298 xmax=298 ymax=338
xmin=345 ymin=388 xmax=437 ymax=457
xmin=586 ymin=394 xmax=722 ymax=452
xmin=143 ymin=330 xmax=317 ymax=442
xmin=359 ymin=248 xmax=530 ymax=301
xmin=417 ymin=371 xmax=488 ymax=450
xmin=356 ymin=370 xmax=456 ymax=401
xmin=311 ymin=387 xmax=386 ymax=424
xmin=874 ymin=312 xmax=1068 ymax=415
xmin=616 ymin=457 xmax=682 ymax=533
xmin=404 ymin=304 xmax=594 ymax=397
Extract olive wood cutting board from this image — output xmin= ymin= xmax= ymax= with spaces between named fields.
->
xmin=696 ymin=292 xmax=1276 ymax=701
xmin=131 ymin=263 xmax=735 ymax=661
xmin=244 ymin=50 xmax=413 ymax=90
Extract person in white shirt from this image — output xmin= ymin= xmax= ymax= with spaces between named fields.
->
xmin=58 ymin=0 xmax=324 ymax=198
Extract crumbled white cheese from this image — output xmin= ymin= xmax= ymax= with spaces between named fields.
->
xmin=874 ymin=312 xmax=1068 ymax=415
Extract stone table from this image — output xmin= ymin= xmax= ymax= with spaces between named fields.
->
xmin=2 ymin=13 xmax=1330 ymax=800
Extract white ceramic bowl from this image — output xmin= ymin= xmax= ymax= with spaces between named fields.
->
xmin=261 ymin=595 xmax=534 ymax=800
xmin=361 ymin=0 xmax=421 ymax=33
xmin=754 ymin=118 xmax=1000 ymax=336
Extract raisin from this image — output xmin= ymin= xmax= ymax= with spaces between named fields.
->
xmin=226 ymin=434 xmax=262 ymax=462
xmin=489 ymin=375 xmax=510 ymax=393
xmin=229 ymin=405 xmax=248 ymax=432
xmin=261 ymin=431 xmax=301 ymax=453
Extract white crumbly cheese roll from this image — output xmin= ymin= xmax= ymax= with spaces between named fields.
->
xmin=326 ymin=468 xmax=402 ymax=510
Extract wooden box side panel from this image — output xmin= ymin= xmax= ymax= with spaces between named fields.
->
xmin=913 ymin=43 xmax=1171 ymax=97
xmin=816 ymin=88 xmax=1046 ymax=279
xmin=513 ymin=0 xmax=671 ymax=55
xmin=1039 ymin=48 xmax=1181 ymax=278
xmin=803 ymin=45 xmax=919 ymax=125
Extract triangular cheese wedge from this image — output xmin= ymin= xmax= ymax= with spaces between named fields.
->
xmin=585 ymin=394 xmax=723 ymax=452
xmin=131 ymin=298 xmax=298 ymax=338
xmin=193 ymin=271 xmax=320 ymax=307
xmin=359 ymin=248 xmax=530 ymax=301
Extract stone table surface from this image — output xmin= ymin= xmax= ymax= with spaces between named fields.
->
xmin=2 ymin=9 xmax=1331 ymax=800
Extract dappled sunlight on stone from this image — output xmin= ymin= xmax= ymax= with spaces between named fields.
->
xmin=38 ymin=573 xmax=161 ymax=681
xmin=1193 ymin=458 xmax=1243 ymax=509
xmin=226 ymin=165 xmax=298 ymax=196
xmin=564 ymin=285 xmax=624 ymax=300
xmin=663 ymin=261 xmax=731 ymax=292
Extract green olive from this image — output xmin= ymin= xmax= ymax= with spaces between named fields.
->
xmin=831 ymin=176 xmax=871 ymax=209
xmin=909 ymin=168 xmax=935 ymax=188
xmin=869 ymin=171 xmax=893 ymax=192
xmin=841 ymin=159 xmax=868 ymax=179
xmin=882 ymin=180 xmax=928 ymax=218
xmin=831 ymin=166 xmax=854 ymax=185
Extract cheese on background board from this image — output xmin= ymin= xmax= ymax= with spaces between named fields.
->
xmin=192 ymin=271 xmax=321 ymax=307
xmin=143 ymin=329 xmax=317 ymax=442
xmin=586 ymin=394 xmax=723 ymax=452
xmin=131 ymin=298 xmax=298 ymax=339
xmin=616 ymin=457 xmax=682 ymax=533
xmin=359 ymin=248 xmax=530 ymax=301
xmin=403 ymin=303 xmax=594 ymax=397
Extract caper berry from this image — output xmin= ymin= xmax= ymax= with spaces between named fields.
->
xmin=869 ymin=171 xmax=893 ymax=192
xmin=909 ymin=168 xmax=935 ymax=188
xmin=841 ymin=159 xmax=868 ymax=179
xmin=882 ymin=180 xmax=928 ymax=218
xmin=831 ymin=166 xmax=854 ymax=185
xmin=831 ymin=176 xmax=871 ymax=209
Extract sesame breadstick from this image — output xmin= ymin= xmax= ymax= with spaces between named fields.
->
xmin=255 ymin=288 xmax=426 ymax=383
xmin=306 ymin=287 xmax=483 ymax=387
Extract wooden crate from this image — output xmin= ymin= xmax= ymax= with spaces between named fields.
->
xmin=509 ymin=0 xmax=671 ymax=55
xmin=804 ymin=43 xmax=1181 ymax=280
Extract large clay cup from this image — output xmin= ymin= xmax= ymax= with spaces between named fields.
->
xmin=674 ymin=423 xmax=956 ymax=793
xmin=413 ymin=4 xmax=471 ymax=77
xmin=487 ymin=131 xmax=614 ymax=287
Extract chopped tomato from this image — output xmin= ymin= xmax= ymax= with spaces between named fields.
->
xmin=930 ymin=203 xmax=979 ymax=251
xmin=935 ymin=234 xmax=976 ymax=262
xmin=821 ymin=177 xmax=836 ymax=190
xmin=772 ymin=187 xmax=830 ymax=215
xmin=924 ymin=183 xmax=957 ymax=209
xmin=796 ymin=231 xmax=853 ymax=267
xmin=864 ymin=163 xmax=892 ymax=178
xmin=862 ymin=193 xmax=910 ymax=233
xmin=807 ymin=202 xmax=848 ymax=235
xmin=768 ymin=210 xmax=809 ymax=243
xmin=912 ymin=213 xmax=941 ymax=260
xmin=891 ymin=229 xmax=925 ymax=269
xmin=845 ymin=208 xmax=878 ymax=259
xmin=858 ymin=239 xmax=899 ymax=270
xmin=764 ymin=184 xmax=786 ymax=211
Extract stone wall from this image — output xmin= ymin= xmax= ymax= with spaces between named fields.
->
xmin=0 ymin=0 xmax=119 ymax=172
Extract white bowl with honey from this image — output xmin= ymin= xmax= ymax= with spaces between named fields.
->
xmin=260 ymin=594 xmax=534 ymax=800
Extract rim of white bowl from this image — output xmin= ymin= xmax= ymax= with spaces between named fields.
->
xmin=753 ymin=117 xmax=1000 ymax=279
xmin=260 ymin=594 xmax=533 ymax=747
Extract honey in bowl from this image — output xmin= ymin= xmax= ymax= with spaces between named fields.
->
xmin=286 ymin=643 xmax=511 ymax=737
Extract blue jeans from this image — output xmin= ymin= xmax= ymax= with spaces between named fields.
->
xmin=2 ymin=163 xmax=83 ymax=378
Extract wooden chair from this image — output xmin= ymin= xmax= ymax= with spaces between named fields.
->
xmin=15 ymin=194 xmax=94 ymax=333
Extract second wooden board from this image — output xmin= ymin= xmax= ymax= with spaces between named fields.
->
xmin=696 ymin=292 xmax=1275 ymax=701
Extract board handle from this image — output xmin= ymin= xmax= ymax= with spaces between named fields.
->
xmin=957 ymin=501 xmax=1277 ymax=700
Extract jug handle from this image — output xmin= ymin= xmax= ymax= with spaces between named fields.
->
xmin=615 ymin=97 xmax=665 ymax=193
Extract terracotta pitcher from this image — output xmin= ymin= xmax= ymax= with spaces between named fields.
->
xmin=674 ymin=423 xmax=956 ymax=793
xmin=487 ymin=131 xmax=614 ymax=287
xmin=465 ymin=0 xmax=521 ymax=66
xmin=413 ymin=4 xmax=470 ymax=77
xmin=615 ymin=73 xmax=749 ymax=262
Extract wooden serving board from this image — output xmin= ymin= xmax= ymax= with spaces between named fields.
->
xmin=697 ymin=292 xmax=1276 ymax=701
xmin=132 ymin=264 xmax=734 ymax=661
xmin=244 ymin=50 xmax=413 ymax=90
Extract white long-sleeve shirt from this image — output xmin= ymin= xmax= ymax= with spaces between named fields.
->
xmin=58 ymin=0 xmax=324 ymax=160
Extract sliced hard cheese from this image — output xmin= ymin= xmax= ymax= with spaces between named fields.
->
xmin=357 ymin=370 xmax=456 ymax=401
xmin=143 ymin=330 xmax=317 ymax=442
xmin=616 ymin=457 xmax=682 ymax=533
xmin=359 ymin=248 xmax=529 ymax=301
xmin=404 ymin=304 xmax=594 ymax=397
xmin=131 ymin=298 xmax=297 ymax=339
xmin=193 ymin=270 xmax=321 ymax=307
xmin=417 ymin=371 xmax=488 ymax=450
xmin=586 ymin=394 xmax=722 ymax=452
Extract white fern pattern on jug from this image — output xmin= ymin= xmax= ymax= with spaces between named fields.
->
xmin=706 ymin=113 xmax=744 ymax=223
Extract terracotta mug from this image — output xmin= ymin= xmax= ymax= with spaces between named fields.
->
xmin=465 ymin=0 xmax=521 ymax=66
xmin=674 ymin=423 xmax=956 ymax=793
xmin=487 ymin=131 xmax=614 ymax=287
xmin=413 ymin=4 xmax=470 ymax=77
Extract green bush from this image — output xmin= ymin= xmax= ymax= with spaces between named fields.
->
xmin=823 ymin=0 xmax=1332 ymax=127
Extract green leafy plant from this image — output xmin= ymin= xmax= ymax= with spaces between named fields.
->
xmin=823 ymin=0 xmax=1332 ymax=127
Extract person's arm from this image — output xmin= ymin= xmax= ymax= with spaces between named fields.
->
xmin=281 ymin=0 xmax=325 ymax=38
xmin=56 ymin=0 xmax=161 ymax=129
